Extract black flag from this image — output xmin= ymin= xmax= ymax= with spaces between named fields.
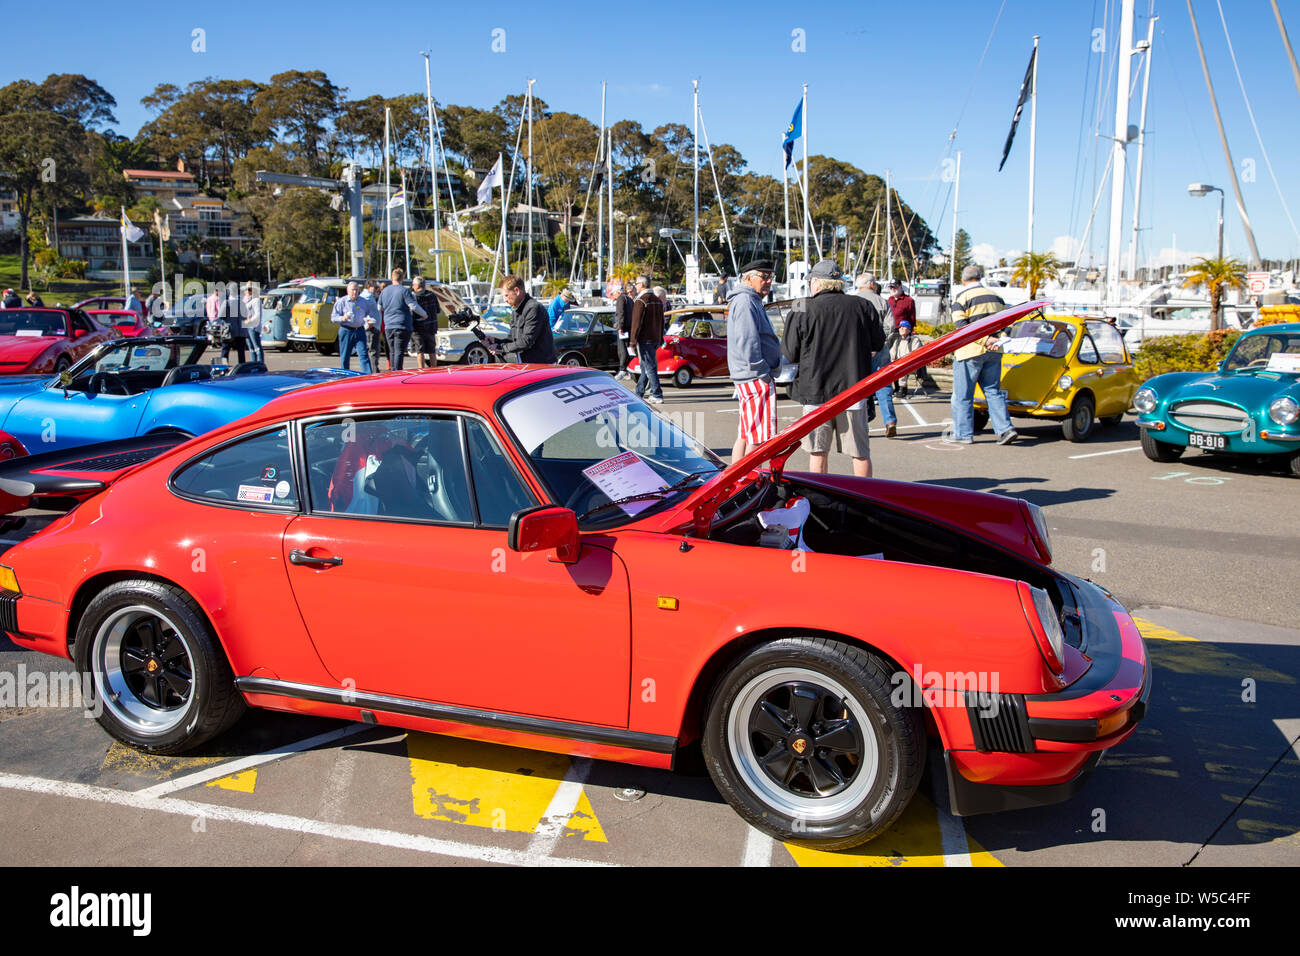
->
xmin=998 ymin=47 xmax=1037 ymax=172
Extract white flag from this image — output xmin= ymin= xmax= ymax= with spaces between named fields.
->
xmin=477 ymin=155 xmax=503 ymax=205
xmin=386 ymin=189 xmax=405 ymax=210
xmin=120 ymin=208 xmax=144 ymax=243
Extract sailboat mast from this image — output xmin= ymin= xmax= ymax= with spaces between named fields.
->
xmin=801 ymin=84 xmax=809 ymax=274
xmin=782 ymin=151 xmax=790 ymax=283
xmin=1028 ymin=35 xmax=1039 ymax=254
xmin=950 ymin=151 xmax=961 ymax=292
xmin=526 ymin=79 xmax=535 ymax=286
xmin=1127 ymin=16 xmax=1157 ymax=280
xmin=385 ymin=106 xmax=392 ymax=277
xmin=607 ymin=127 xmax=615 ymax=287
xmin=693 ymin=81 xmax=699 ymax=263
xmin=885 ymin=169 xmax=893 ymax=282
xmin=1105 ymin=0 xmax=1135 ymax=307
xmin=422 ymin=52 xmax=440 ymax=283
xmin=598 ymin=82 xmax=606 ymax=289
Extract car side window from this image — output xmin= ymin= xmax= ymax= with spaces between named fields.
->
xmin=172 ymin=427 xmax=298 ymax=509
xmin=464 ymin=419 xmax=536 ymax=527
xmin=1076 ymin=335 xmax=1100 ymax=365
xmin=1086 ymin=322 xmax=1127 ymax=364
xmin=304 ymin=415 xmax=474 ymax=524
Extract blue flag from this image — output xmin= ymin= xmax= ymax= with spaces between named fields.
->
xmin=782 ymin=100 xmax=802 ymax=168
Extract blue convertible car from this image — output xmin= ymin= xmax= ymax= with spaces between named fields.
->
xmin=1135 ymin=322 xmax=1300 ymax=476
xmin=0 ymin=336 xmax=358 ymax=452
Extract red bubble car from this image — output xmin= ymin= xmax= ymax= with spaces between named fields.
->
xmin=0 ymin=300 xmax=1149 ymax=848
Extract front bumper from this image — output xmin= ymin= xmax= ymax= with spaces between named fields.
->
xmin=943 ymin=575 xmax=1151 ymax=816
xmin=1136 ymin=416 xmax=1300 ymax=454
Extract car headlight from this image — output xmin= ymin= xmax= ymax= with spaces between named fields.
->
xmin=1269 ymin=396 xmax=1299 ymax=425
xmin=1133 ymin=386 xmax=1157 ymax=413
xmin=1020 ymin=582 xmax=1065 ymax=675
xmin=1057 ymin=373 xmax=1073 ymax=390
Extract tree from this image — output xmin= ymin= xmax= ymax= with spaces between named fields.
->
xmin=0 ymin=98 xmax=88 ymax=288
xmin=253 ymin=71 xmax=343 ymax=173
xmin=1010 ymin=251 xmax=1060 ymax=298
xmin=951 ymin=228 xmax=973 ymax=280
xmin=1183 ymin=257 xmax=1247 ymax=331
xmin=261 ymin=188 xmax=344 ymax=279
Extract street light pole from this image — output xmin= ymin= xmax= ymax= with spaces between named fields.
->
xmin=1188 ymin=183 xmax=1225 ymax=259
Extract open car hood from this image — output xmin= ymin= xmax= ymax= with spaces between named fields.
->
xmin=680 ymin=299 xmax=1048 ymax=533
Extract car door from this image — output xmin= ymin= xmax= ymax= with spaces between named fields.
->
xmin=7 ymin=378 xmax=145 ymax=450
xmin=1084 ymin=320 xmax=1135 ymax=414
xmin=282 ymin=411 xmax=632 ymax=728
xmin=586 ymin=313 xmax=617 ymax=368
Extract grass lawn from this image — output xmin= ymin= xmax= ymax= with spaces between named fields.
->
xmin=0 ymin=254 xmax=121 ymax=304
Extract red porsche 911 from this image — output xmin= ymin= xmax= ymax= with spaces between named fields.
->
xmin=0 ymin=308 xmax=118 ymax=374
xmin=0 ymin=301 xmax=1149 ymax=848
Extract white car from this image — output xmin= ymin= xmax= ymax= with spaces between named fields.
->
xmin=435 ymin=305 xmax=513 ymax=364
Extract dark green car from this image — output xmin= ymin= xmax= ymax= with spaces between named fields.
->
xmin=550 ymin=307 xmax=621 ymax=369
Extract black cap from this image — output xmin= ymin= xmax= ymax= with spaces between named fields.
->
xmin=740 ymin=259 xmax=775 ymax=274
xmin=809 ymin=259 xmax=842 ymax=279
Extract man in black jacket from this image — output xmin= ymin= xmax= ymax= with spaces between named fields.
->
xmin=609 ymin=281 xmax=634 ymax=381
xmin=491 ymin=275 xmax=556 ymax=363
xmin=783 ymin=259 xmax=885 ymax=477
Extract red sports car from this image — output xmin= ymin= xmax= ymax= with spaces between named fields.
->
xmin=0 ymin=308 xmax=118 ymax=374
xmin=627 ymin=306 xmax=730 ymax=387
xmin=0 ymin=301 xmax=1149 ymax=848
xmin=84 ymin=308 xmax=158 ymax=338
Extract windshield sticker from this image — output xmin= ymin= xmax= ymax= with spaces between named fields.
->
xmin=505 ymin=379 xmax=635 ymax=452
xmin=14 ymin=329 xmax=42 ymax=337
xmin=237 ymin=484 xmax=275 ymax=504
xmin=274 ymin=480 xmax=291 ymax=499
xmin=581 ymin=451 xmax=669 ymax=516
xmin=1266 ymin=352 xmax=1300 ymax=373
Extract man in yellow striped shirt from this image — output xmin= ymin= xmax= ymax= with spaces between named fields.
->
xmin=949 ymin=265 xmax=1017 ymax=444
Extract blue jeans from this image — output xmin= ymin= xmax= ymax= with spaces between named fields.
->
xmin=951 ymin=352 xmax=1012 ymax=439
xmin=635 ymin=341 xmax=662 ymax=399
xmin=872 ymin=349 xmax=895 ymax=426
xmin=246 ymin=327 xmax=264 ymax=363
xmin=339 ymin=326 xmax=373 ymax=373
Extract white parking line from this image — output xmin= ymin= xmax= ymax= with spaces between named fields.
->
xmin=899 ymin=399 xmax=928 ymax=427
xmin=0 ymin=771 xmax=614 ymax=867
xmin=135 ymin=724 xmax=371 ymax=798
xmin=527 ymin=757 xmax=592 ymax=858
xmin=1067 ymin=446 xmax=1142 ymax=460
xmin=741 ymin=826 xmax=775 ymax=866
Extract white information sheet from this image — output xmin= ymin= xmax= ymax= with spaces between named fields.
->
xmin=1265 ymin=352 xmax=1300 ymax=373
xmin=581 ymin=452 xmax=668 ymax=516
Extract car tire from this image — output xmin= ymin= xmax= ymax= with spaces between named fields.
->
xmin=1061 ymin=394 xmax=1096 ymax=442
xmin=1100 ymin=413 xmax=1125 ymax=427
xmin=1288 ymin=450 xmax=1300 ymax=478
xmin=559 ymin=352 xmax=586 ymax=367
xmin=673 ymin=367 xmax=693 ymax=388
xmin=1140 ymin=428 xmax=1184 ymax=462
xmin=463 ymin=344 xmax=493 ymax=365
xmin=972 ymin=410 xmax=989 ymax=433
xmin=315 ymin=341 xmax=337 ymax=356
xmin=702 ymin=636 xmax=925 ymax=850
xmin=74 ymin=579 xmax=245 ymax=755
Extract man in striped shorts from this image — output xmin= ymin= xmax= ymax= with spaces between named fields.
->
xmin=726 ymin=259 xmax=782 ymax=460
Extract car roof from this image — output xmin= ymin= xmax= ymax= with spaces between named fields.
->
xmin=667 ymin=305 xmax=726 ymax=317
xmin=1243 ymin=321 xmax=1300 ymax=336
xmin=249 ymin=364 xmax=590 ymax=423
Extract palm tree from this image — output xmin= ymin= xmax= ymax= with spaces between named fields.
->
xmin=1182 ymin=256 xmax=1246 ymax=331
xmin=1010 ymin=251 xmax=1060 ymax=298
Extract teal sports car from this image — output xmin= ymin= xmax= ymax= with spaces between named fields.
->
xmin=1134 ymin=322 xmax=1300 ymax=475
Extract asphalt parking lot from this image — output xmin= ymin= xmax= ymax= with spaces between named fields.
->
xmin=0 ymin=351 xmax=1296 ymax=866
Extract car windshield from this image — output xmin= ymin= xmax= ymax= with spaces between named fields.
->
xmin=0 ymin=310 xmax=66 ymax=337
xmin=72 ymin=339 xmax=207 ymax=378
xmin=500 ymin=374 xmax=723 ymax=527
xmin=1222 ymin=332 xmax=1300 ymax=372
xmin=552 ymin=311 xmax=590 ymax=335
xmin=1002 ymin=319 xmax=1075 ymax=358
xmin=108 ymin=314 xmax=142 ymax=328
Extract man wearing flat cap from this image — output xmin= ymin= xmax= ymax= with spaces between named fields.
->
xmin=726 ymin=259 xmax=783 ymax=460
xmin=783 ymin=259 xmax=885 ymax=477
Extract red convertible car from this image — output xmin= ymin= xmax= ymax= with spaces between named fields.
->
xmin=0 ymin=301 xmax=1149 ymax=848
xmin=0 ymin=308 xmax=118 ymax=374
xmin=84 ymin=308 xmax=158 ymax=339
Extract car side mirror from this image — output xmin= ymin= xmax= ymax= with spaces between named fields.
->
xmin=59 ymin=370 xmax=73 ymax=389
xmin=507 ymin=505 xmax=580 ymax=564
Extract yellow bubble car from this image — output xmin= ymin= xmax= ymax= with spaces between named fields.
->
xmin=976 ymin=315 xmax=1138 ymax=441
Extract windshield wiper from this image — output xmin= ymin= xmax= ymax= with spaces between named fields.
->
xmin=576 ymin=469 xmax=719 ymax=521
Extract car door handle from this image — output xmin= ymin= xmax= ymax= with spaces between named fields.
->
xmin=289 ymin=549 xmax=343 ymax=567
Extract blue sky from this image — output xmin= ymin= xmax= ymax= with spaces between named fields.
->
xmin=7 ymin=0 xmax=1300 ymax=268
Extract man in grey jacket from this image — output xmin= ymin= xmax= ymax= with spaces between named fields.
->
xmin=376 ymin=268 xmax=427 ymax=371
xmin=726 ymin=259 xmax=782 ymax=460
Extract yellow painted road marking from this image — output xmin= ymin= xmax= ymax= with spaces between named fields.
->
xmin=407 ymin=733 xmax=605 ymax=842
xmin=784 ymin=794 xmax=1002 ymax=867
xmin=1133 ymin=617 xmax=1199 ymax=642
xmin=100 ymin=742 xmax=224 ymax=779
xmin=205 ymin=769 xmax=257 ymax=793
